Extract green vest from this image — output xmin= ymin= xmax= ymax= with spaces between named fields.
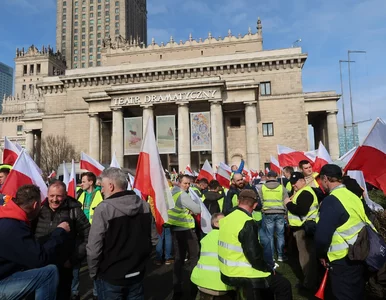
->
xmin=191 ymin=187 xmax=203 ymax=199
xmin=167 ymin=191 xmax=195 ymax=229
xmin=252 ymin=211 xmax=262 ymax=222
xmin=191 ymin=230 xmax=234 ymax=291
xmin=218 ymin=209 xmax=271 ymax=279
xmin=285 ymin=181 xmax=292 ymax=192
xmin=203 ymin=194 xmax=225 ymax=212
xmin=261 ymin=185 xmax=285 ymax=212
xmin=77 ymin=189 xmax=103 ymax=224
xmin=288 ymin=185 xmax=318 ymax=227
xmin=323 ymin=187 xmax=375 ymax=262
xmin=231 ymin=194 xmax=238 ymax=207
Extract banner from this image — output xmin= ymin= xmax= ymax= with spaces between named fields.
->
xmin=156 ymin=115 xmax=176 ymax=154
xmin=190 ymin=112 xmax=211 ymax=152
xmin=124 ymin=117 xmax=143 ymax=155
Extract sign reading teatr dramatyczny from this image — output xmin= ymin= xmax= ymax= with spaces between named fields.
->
xmin=112 ymin=89 xmax=218 ymax=106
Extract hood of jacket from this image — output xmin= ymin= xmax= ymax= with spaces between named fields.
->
xmin=264 ymin=180 xmax=281 ymax=190
xmin=0 ymin=199 xmax=29 ymax=222
xmin=103 ymin=190 xmax=143 ymax=216
xmin=204 ymin=191 xmax=223 ymax=202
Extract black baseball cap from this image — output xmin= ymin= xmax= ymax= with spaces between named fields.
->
xmin=319 ymin=164 xmax=342 ymax=179
xmin=267 ymin=171 xmax=278 ymax=178
xmin=289 ymin=172 xmax=305 ymax=184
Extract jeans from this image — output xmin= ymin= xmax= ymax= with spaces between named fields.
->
xmin=0 ymin=264 xmax=59 ymax=300
xmin=264 ymin=214 xmax=285 ymax=258
xmin=155 ymin=227 xmax=172 ymax=261
xmin=72 ymin=264 xmax=98 ymax=296
xmin=258 ymin=222 xmax=275 ymax=269
xmin=95 ymin=276 xmax=144 ymax=300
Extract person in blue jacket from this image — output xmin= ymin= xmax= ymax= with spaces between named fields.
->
xmin=0 ymin=184 xmax=70 ymax=300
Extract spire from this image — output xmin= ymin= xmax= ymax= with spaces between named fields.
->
xmin=257 ymin=17 xmax=262 ymax=35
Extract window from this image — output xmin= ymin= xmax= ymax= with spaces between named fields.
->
xmin=82 ymin=34 xmax=86 ymax=39
xmin=90 ymin=6 xmax=94 ymax=10
xmin=105 ymin=25 xmax=110 ymax=30
xmin=81 ymin=27 xmax=85 ymax=33
xmin=82 ymin=48 xmax=86 ymax=53
xmin=75 ymin=14 xmax=78 ymax=19
xmin=89 ymin=62 xmax=93 ymax=67
xmin=89 ymin=40 xmax=94 ymax=45
xmin=82 ymin=20 xmax=86 ymax=25
xmin=74 ymin=21 xmax=78 ymax=26
xmin=115 ymin=1 xmax=119 ymax=5
xmin=29 ymin=64 xmax=34 ymax=75
xmin=82 ymin=63 xmax=85 ymax=68
xmin=260 ymin=81 xmax=271 ymax=96
xmin=74 ymin=50 xmax=78 ymax=54
xmin=97 ymin=53 xmax=101 ymax=59
xmin=75 ymin=1 xmax=78 ymax=6
xmin=82 ymin=55 xmax=86 ymax=61
xmin=62 ymin=21 xmax=67 ymax=27
xmin=82 ymin=0 xmax=86 ymax=4
xmin=97 ymin=39 xmax=101 ymax=45
xmin=36 ymin=64 xmax=41 ymax=74
xmin=74 ymin=63 xmax=78 ymax=68
xmin=105 ymin=4 xmax=110 ymax=9
xmin=90 ymin=13 xmax=94 ymax=17
xmin=63 ymin=1 xmax=66 ymax=6
xmin=115 ymin=22 xmax=119 ymax=28
xmin=74 ymin=56 xmax=78 ymax=61
xmin=82 ymin=7 xmax=86 ymax=12
xmin=115 ymin=29 xmax=119 ymax=34
xmin=90 ymin=0 xmax=93 ymax=3
xmin=22 ymin=84 xmax=26 ymax=90
xmin=82 ymin=14 xmax=86 ymax=19
xmin=89 ymin=47 xmax=93 ymax=52
xmin=75 ymin=8 xmax=78 ymax=13
xmin=82 ymin=41 xmax=86 ymax=46
xmin=98 ymin=11 xmax=101 ymax=16
xmin=262 ymin=123 xmax=274 ymax=136
xmin=97 ymin=19 xmax=102 ymax=24
xmin=97 ymin=47 xmax=101 ymax=52
xmin=115 ymin=8 xmax=119 ymax=13
xmin=98 ymin=5 xmax=101 ymax=9
xmin=89 ymin=33 xmax=94 ymax=38
xmin=98 ymin=0 xmax=101 ymax=2
xmin=62 ymin=28 xmax=66 ymax=33
xmin=17 ymin=125 xmax=23 ymax=135
xmin=89 ymin=55 xmax=93 ymax=60
xmin=97 ymin=26 xmax=101 ymax=31
xmin=115 ymin=15 xmax=119 ymax=20
xmin=74 ymin=41 xmax=78 ymax=47
xmin=105 ymin=17 xmax=110 ymax=22
xmin=90 ymin=19 xmax=94 ymax=24
xmin=230 ymin=117 xmax=241 ymax=127
xmin=74 ymin=29 xmax=78 ymax=33
xmin=97 ymin=61 xmax=101 ymax=66
xmin=63 ymin=8 xmax=67 ymax=13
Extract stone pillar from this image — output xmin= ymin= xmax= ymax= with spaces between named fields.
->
xmin=244 ymin=102 xmax=260 ymax=169
xmin=142 ymin=105 xmax=154 ymax=134
xmin=210 ymin=101 xmax=225 ymax=168
xmin=327 ymin=110 xmax=339 ymax=160
xmin=89 ymin=113 xmax=100 ymax=161
xmin=178 ymin=102 xmax=190 ymax=171
xmin=305 ymin=112 xmax=310 ymax=151
xmin=25 ymin=130 xmax=34 ymax=157
xmin=112 ymin=107 xmax=124 ymax=167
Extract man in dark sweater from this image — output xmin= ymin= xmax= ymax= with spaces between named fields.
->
xmin=0 ymin=184 xmax=70 ymax=299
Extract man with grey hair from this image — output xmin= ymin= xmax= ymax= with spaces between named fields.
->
xmin=86 ymin=167 xmax=152 ymax=300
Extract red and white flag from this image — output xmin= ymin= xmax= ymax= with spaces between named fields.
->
xmin=134 ymin=118 xmax=175 ymax=234
xmin=197 ymin=160 xmax=214 ymax=182
xmin=313 ymin=141 xmax=333 ymax=173
xmin=3 ymin=136 xmax=20 ymax=165
xmin=270 ymin=155 xmax=281 ymax=174
xmin=62 ymin=161 xmax=70 ymax=188
xmin=216 ymin=165 xmax=231 ymax=189
xmin=251 ymin=169 xmax=259 ymax=178
xmin=67 ymin=159 xmax=77 ymax=199
xmin=265 ymin=167 xmax=269 ymax=174
xmin=80 ymin=152 xmax=105 ymax=176
xmin=339 ymin=146 xmax=358 ymax=164
xmin=219 ymin=162 xmax=232 ymax=175
xmin=47 ymin=170 xmax=57 ymax=180
xmin=110 ymin=152 xmax=121 ymax=169
xmin=184 ymin=165 xmax=194 ymax=176
xmin=304 ymin=150 xmax=317 ymax=162
xmin=345 ymin=118 xmax=386 ymax=194
xmin=1 ymin=150 xmax=47 ymax=201
xmin=242 ymin=168 xmax=251 ymax=183
xmin=190 ymin=187 xmax=212 ymax=234
xmin=277 ymin=145 xmax=310 ymax=167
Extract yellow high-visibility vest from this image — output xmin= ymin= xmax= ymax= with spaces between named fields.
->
xmin=167 ymin=191 xmax=195 ymax=229
xmin=288 ymin=186 xmax=318 ymax=227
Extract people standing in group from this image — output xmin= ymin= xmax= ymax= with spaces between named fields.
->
xmin=218 ymin=189 xmax=293 ymax=299
xmin=315 ymin=164 xmax=376 ymax=300
xmin=168 ymin=175 xmax=201 ymax=300
xmin=284 ymin=172 xmax=319 ymax=292
xmin=282 ymin=166 xmax=294 ymax=195
xmin=32 ymin=180 xmax=90 ymax=300
xmin=0 ymin=167 xmax=10 ymax=205
xmin=299 ymin=160 xmax=319 ymax=188
xmin=87 ymin=167 xmax=152 ymax=300
xmin=202 ymin=180 xmax=225 ymax=215
xmin=0 ymin=185 xmax=70 ymax=300
xmin=259 ymin=171 xmax=288 ymax=262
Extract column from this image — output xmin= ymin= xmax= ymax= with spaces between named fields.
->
xmin=89 ymin=113 xmax=100 ymax=161
xmin=305 ymin=112 xmax=310 ymax=151
xmin=142 ymin=105 xmax=154 ymax=134
xmin=178 ymin=102 xmax=190 ymax=171
xmin=327 ymin=110 xmax=339 ymax=160
xmin=244 ymin=102 xmax=260 ymax=169
xmin=210 ymin=101 xmax=225 ymax=168
xmin=25 ymin=130 xmax=34 ymax=157
xmin=112 ymin=108 xmax=124 ymax=167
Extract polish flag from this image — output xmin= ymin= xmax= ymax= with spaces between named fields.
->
xmin=197 ymin=160 xmax=214 ymax=182
xmin=67 ymin=159 xmax=77 ymax=199
xmin=313 ymin=141 xmax=333 ymax=173
xmin=190 ymin=187 xmax=212 ymax=234
xmin=14 ymin=142 xmax=23 ymax=152
xmin=304 ymin=150 xmax=318 ymax=162
xmin=1 ymin=150 xmax=47 ymax=201
xmin=184 ymin=165 xmax=194 ymax=176
xmin=134 ymin=118 xmax=175 ymax=234
xmin=62 ymin=161 xmax=70 ymax=188
xmin=242 ymin=168 xmax=251 ymax=183
xmin=270 ymin=155 xmax=281 ymax=174
xmin=47 ymin=170 xmax=56 ymax=180
xmin=339 ymin=146 xmax=358 ymax=164
xmin=110 ymin=152 xmax=120 ymax=169
xmin=80 ymin=152 xmax=105 ymax=176
xmin=251 ymin=169 xmax=259 ymax=178
xmin=3 ymin=136 xmax=20 ymax=165
xmin=345 ymin=118 xmax=386 ymax=194
xmin=277 ymin=145 xmax=311 ymax=167
xmin=216 ymin=165 xmax=231 ymax=189
xmin=219 ymin=162 xmax=232 ymax=175
xmin=265 ymin=167 xmax=270 ymax=174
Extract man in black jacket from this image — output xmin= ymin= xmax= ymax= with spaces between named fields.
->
xmin=33 ymin=180 xmax=90 ymax=300
xmin=0 ymin=184 xmax=70 ymax=299
xmin=87 ymin=167 xmax=152 ymax=300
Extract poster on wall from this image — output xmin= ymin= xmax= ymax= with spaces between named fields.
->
xmin=190 ymin=112 xmax=211 ymax=152
xmin=124 ymin=117 xmax=143 ymax=155
xmin=156 ymin=115 xmax=176 ymax=154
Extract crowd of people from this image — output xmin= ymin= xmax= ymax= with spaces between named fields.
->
xmin=0 ymin=158 xmax=384 ymax=300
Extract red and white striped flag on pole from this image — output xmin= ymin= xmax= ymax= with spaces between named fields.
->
xmin=62 ymin=161 xmax=70 ymax=188
xmin=184 ymin=165 xmax=194 ymax=176
xmin=270 ymin=155 xmax=281 ymax=174
xmin=197 ymin=160 xmax=214 ymax=182
xmin=134 ymin=118 xmax=175 ymax=234
xmin=219 ymin=162 xmax=232 ymax=175
xmin=3 ymin=136 xmax=19 ymax=165
xmin=1 ymin=150 xmax=47 ymax=201
xmin=313 ymin=141 xmax=333 ymax=173
xmin=67 ymin=159 xmax=77 ymax=199
xmin=216 ymin=165 xmax=231 ymax=189
xmin=277 ymin=145 xmax=310 ymax=167
xmin=80 ymin=152 xmax=104 ymax=176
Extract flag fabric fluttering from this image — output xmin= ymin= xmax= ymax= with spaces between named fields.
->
xmin=62 ymin=161 xmax=70 ymax=188
xmin=3 ymin=136 xmax=19 ymax=165
xmin=345 ymin=118 xmax=386 ymax=194
xmin=1 ymin=150 xmax=47 ymax=201
xmin=197 ymin=160 xmax=214 ymax=182
xmin=110 ymin=152 xmax=120 ymax=169
xmin=47 ymin=170 xmax=57 ymax=180
xmin=338 ymin=146 xmax=358 ymax=164
xmin=216 ymin=165 xmax=231 ymax=189
xmin=277 ymin=145 xmax=311 ymax=167
xmin=270 ymin=155 xmax=281 ymax=174
xmin=80 ymin=152 xmax=105 ymax=176
xmin=184 ymin=165 xmax=194 ymax=176
xmin=219 ymin=162 xmax=232 ymax=174
xmin=134 ymin=118 xmax=175 ymax=234
xmin=189 ymin=187 xmax=212 ymax=234
xmin=313 ymin=141 xmax=333 ymax=173
xmin=67 ymin=159 xmax=77 ymax=199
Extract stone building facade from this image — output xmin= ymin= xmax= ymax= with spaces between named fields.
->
xmin=1 ymin=20 xmax=340 ymax=172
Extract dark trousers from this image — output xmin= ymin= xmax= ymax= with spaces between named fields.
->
xmin=57 ymin=267 xmax=73 ymax=300
xmin=328 ymin=260 xmax=365 ymax=300
xmin=251 ymin=273 xmax=293 ymax=300
xmin=172 ymin=229 xmax=199 ymax=299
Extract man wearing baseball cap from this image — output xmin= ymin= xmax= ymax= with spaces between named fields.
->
xmin=218 ymin=189 xmax=292 ymax=299
xmin=315 ymin=164 xmax=375 ymax=299
xmin=284 ymin=172 xmax=319 ymax=292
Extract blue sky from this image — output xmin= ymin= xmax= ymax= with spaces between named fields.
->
xmin=0 ymin=0 xmax=385 ymax=142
